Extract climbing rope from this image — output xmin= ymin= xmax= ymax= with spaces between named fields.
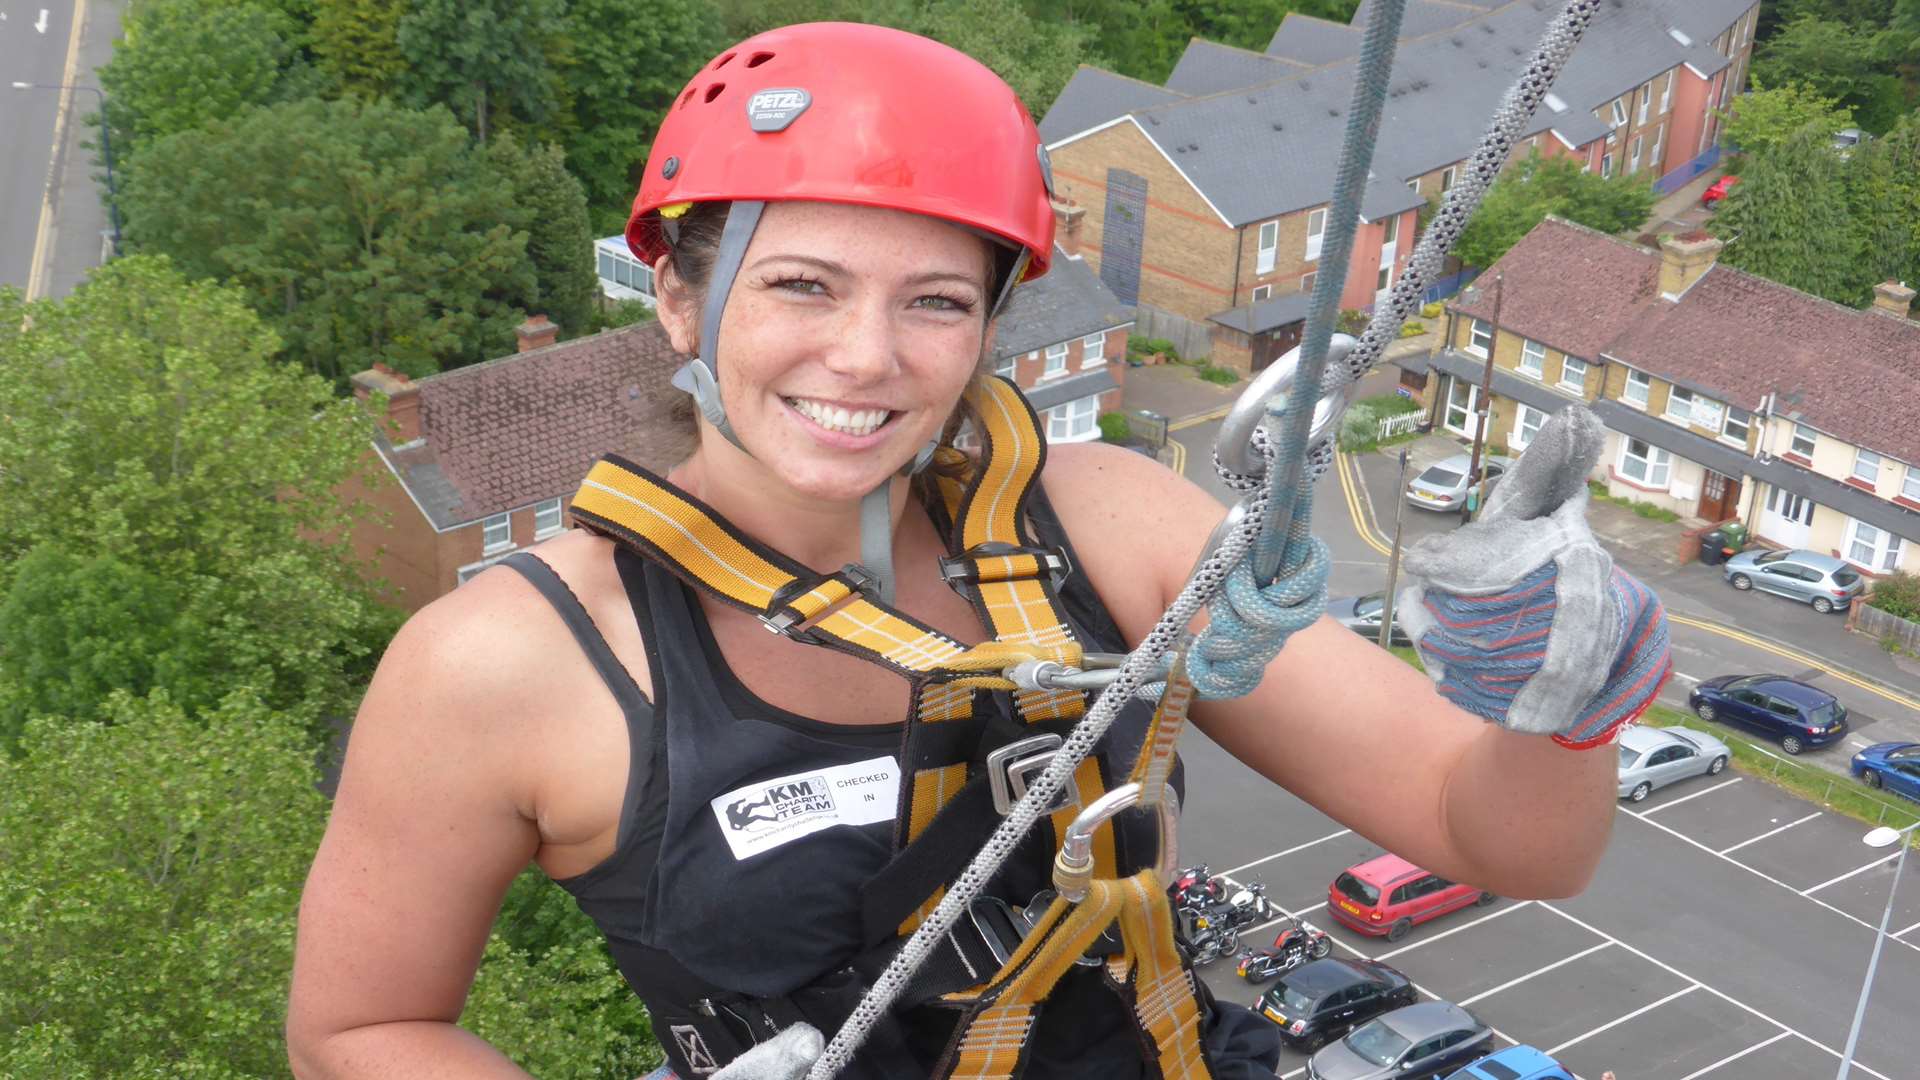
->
xmin=805 ymin=1 xmax=1604 ymax=1074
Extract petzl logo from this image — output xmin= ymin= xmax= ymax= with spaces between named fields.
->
xmin=748 ymin=87 xmax=811 ymax=132
xmin=725 ymin=775 xmax=834 ymax=832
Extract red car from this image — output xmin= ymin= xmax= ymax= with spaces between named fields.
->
xmin=1701 ymin=174 xmax=1739 ymax=207
xmin=1326 ymin=854 xmax=1496 ymax=942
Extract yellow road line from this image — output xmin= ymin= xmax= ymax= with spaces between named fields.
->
xmin=1168 ymin=405 xmax=1232 ymax=432
xmin=1666 ymin=613 xmax=1920 ymax=714
xmin=1336 ymin=450 xmax=1392 ymax=557
xmin=1167 ymin=436 xmax=1186 ymax=477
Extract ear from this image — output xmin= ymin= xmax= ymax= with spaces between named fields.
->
xmin=652 ymin=254 xmax=699 ymax=356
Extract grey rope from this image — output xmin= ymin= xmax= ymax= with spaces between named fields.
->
xmin=805 ymin=2 xmax=1603 ymax=1074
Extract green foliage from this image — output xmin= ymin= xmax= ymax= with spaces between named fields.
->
xmin=1195 ymin=362 xmax=1239 ymax=385
xmin=311 ymin=0 xmax=410 ymax=100
xmin=587 ymin=298 xmax=662 ymax=334
xmin=461 ymin=934 xmax=665 ymax=1078
xmin=1711 ymin=125 xmax=1864 ymax=305
xmin=1356 ymin=392 xmax=1420 ymax=417
xmin=1129 ymin=336 xmax=1181 ymax=360
xmin=1455 ymin=151 xmax=1658 ymax=269
xmin=1419 ymin=301 xmax=1444 ymax=318
xmin=1718 ymin=78 xmax=1855 ymax=159
xmin=1098 ymin=411 xmax=1133 ymax=443
xmin=395 ymin=0 xmax=566 ymax=143
xmin=485 ymin=137 xmax=599 ymax=340
xmin=1845 ymin=115 xmax=1920 ymax=295
xmin=121 ymin=97 xmax=538 ymax=381
xmin=913 ymin=0 xmax=1100 ymax=117
xmin=1865 ymin=571 xmax=1920 ymax=621
xmin=1397 ymin=320 xmax=1425 ymax=338
xmin=1753 ymin=14 xmax=1910 ymax=133
xmin=1337 ymin=402 xmax=1380 ymax=451
xmin=1024 ymin=0 xmax=1357 ymax=85
xmin=1336 ymin=308 xmax=1369 ymax=335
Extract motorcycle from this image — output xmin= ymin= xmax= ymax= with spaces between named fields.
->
xmin=1235 ymin=913 xmax=1332 ymax=984
xmin=1224 ymin=880 xmax=1281 ymax=924
xmin=1169 ymin=864 xmax=1226 ymax=911
xmin=1176 ymin=903 xmax=1239 ymax=966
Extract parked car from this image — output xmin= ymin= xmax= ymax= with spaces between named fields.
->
xmin=1306 ymin=1001 xmax=1493 ymax=1080
xmin=1258 ymin=957 xmax=1417 ymax=1052
xmin=1617 ymin=725 xmax=1731 ymax=802
xmin=1722 ymin=548 xmax=1865 ymax=614
xmin=1404 ymin=453 xmax=1511 ymax=512
xmin=1832 ymin=127 xmax=1870 ymax=157
xmin=1851 ymin=742 xmax=1920 ymax=802
xmin=1328 ymin=592 xmax=1413 ymax=648
xmin=1701 ymin=173 xmax=1739 ymax=206
xmin=1689 ymin=675 xmax=1849 ymax=755
xmin=1441 ymin=1045 xmax=1573 ymax=1080
xmin=1328 ymin=854 xmax=1495 ymax=942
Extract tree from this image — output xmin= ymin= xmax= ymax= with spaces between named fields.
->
xmin=311 ymin=0 xmax=411 ymax=99
xmin=486 ymin=137 xmax=600 ymax=339
xmin=912 ymin=0 xmax=1101 ymax=117
xmin=1711 ymin=126 xmax=1865 ymax=306
xmin=1753 ymin=14 xmax=1907 ymax=133
xmin=119 ymin=97 xmax=538 ymax=381
xmin=395 ymin=0 xmax=567 ymax=143
xmin=0 ymin=259 xmax=399 ymax=739
xmin=1846 ymin=114 xmax=1920 ymax=292
xmin=1717 ymin=77 xmax=1855 ymax=159
xmin=1454 ymin=151 xmax=1658 ymax=269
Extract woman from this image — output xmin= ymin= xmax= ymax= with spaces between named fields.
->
xmin=287 ymin=22 xmax=1659 ymax=1079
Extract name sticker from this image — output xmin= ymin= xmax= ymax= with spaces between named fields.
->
xmin=710 ymin=755 xmax=899 ymax=861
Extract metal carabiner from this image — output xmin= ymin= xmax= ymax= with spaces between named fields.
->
xmin=1003 ymin=651 xmax=1173 ymax=692
xmin=1214 ymin=333 xmax=1359 ymax=480
xmin=1052 ymin=782 xmax=1181 ymax=903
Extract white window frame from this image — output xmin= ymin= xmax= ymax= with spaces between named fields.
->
xmin=1558 ymin=355 xmax=1588 ymax=394
xmin=1440 ymin=166 xmax=1455 ymax=192
xmin=1305 ymin=208 xmax=1327 ymax=261
xmin=1844 ymin=518 xmax=1905 ymax=573
xmin=481 ymin=512 xmax=514 ymax=556
xmin=1637 ymin=82 xmax=1651 ymax=125
xmin=1619 ymin=437 xmax=1672 ymax=488
xmin=1853 ymin=448 xmax=1882 ymax=486
xmin=533 ymin=498 xmax=565 ymax=540
xmin=1256 ymin=220 xmax=1278 ymax=275
xmin=597 ymin=240 xmax=659 ymax=303
xmin=1467 ymin=318 xmax=1493 ymax=358
xmin=1382 ymin=214 xmax=1399 ymax=245
xmin=1406 ymin=178 xmax=1420 ymax=192
xmin=993 ymin=353 xmax=1017 ymax=379
xmin=1610 ymin=98 xmax=1628 ymax=128
xmin=1664 ymin=385 xmax=1695 ymax=424
xmin=1251 ymin=284 xmax=1273 ymax=302
xmin=1649 ymin=125 xmax=1663 ymax=172
xmin=1080 ymin=330 xmax=1107 ymax=369
xmin=1600 ymin=152 xmax=1613 ymax=179
xmin=1046 ymin=395 xmax=1099 ymax=442
xmin=1790 ymin=423 xmax=1818 ymax=458
xmin=1659 ymin=70 xmax=1673 ymax=114
xmin=1512 ymin=403 xmax=1549 ymax=450
xmin=1628 ymin=134 xmax=1642 ymax=174
xmin=1517 ymin=339 xmax=1546 ymax=379
xmin=1721 ymin=406 xmax=1751 ymax=447
xmin=1042 ymin=341 xmax=1070 ymax=379
xmin=1904 ymin=464 xmax=1920 ymax=503
xmin=1375 ymin=263 xmax=1391 ymax=292
xmin=1300 ymin=271 xmax=1317 ymax=294
xmin=1622 ymin=367 xmax=1651 ymax=408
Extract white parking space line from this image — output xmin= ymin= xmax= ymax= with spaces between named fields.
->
xmin=1373 ymin=901 xmax=1531 ymax=962
xmin=1671 ymin=671 xmax=1701 ymax=684
xmin=1892 ymin=918 xmax=1920 ymax=940
xmin=1850 ymin=737 xmax=1873 ymax=750
xmin=1674 ymin=1031 xmax=1792 ymax=1080
xmin=1222 ymin=828 xmax=1352 ymax=877
xmin=1717 ymin=810 xmax=1823 ymax=855
xmin=1455 ymin=942 xmax=1612 ymax=1006
xmin=1241 ymin=901 xmax=1331 ymax=943
xmin=1802 ymin=849 xmax=1904 ymax=895
xmin=1637 ymin=776 xmax=1741 ymax=815
xmin=1539 ymin=903 xmax=1898 ymax=1080
xmin=1544 ymin=984 xmax=1699 ymax=1056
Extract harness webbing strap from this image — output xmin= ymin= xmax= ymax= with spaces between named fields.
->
xmin=1108 ymin=875 xmax=1211 ymax=1080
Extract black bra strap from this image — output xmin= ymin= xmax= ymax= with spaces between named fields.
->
xmin=502 ymin=552 xmax=651 ymax=717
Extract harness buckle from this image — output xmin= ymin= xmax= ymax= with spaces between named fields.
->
xmin=758 ymin=563 xmax=883 ymax=637
xmin=985 ymin=733 xmax=1079 ymax=816
xmin=938 ymin=542 xmax=1072 ymax=588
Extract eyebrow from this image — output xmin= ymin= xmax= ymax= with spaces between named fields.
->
xmin=749 ymin=253 xmax=985 ymax=291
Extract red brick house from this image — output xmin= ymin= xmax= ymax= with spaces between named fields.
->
xmin=987 ymin=225 xmax=1136 ymax=442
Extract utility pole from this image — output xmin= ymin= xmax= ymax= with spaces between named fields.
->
xmin=1378 ymin=448 xmax=1411 ymax=650
xmin=1461 ymin=270 xmax=1503 ymax=525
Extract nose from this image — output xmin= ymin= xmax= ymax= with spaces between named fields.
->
xmin=819 ymin=296 xmax=904 ymax=384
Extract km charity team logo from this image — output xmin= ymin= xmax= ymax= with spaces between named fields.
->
xmin=724 ymin=775 xmax=834 ymax=832
xmin=710 ymin=756 xmax=899 ymax=860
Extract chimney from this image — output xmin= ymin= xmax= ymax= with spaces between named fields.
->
xmin=1658 ymin=231 xmax=1724 ymax=300
xmin=349 ymin=362 xmax=423 ymax=444
xmin=1870 ymin=280 xmax=1915 ymax=320
xmin=1051 ymin=198 xmax=1085 ymax=259
xmin=516 ymin=313 xmax=559 ymax=353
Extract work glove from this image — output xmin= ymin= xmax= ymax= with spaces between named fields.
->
xmin=710 ymin=1022 xmax=823 ymax=1080
xmin=1396 ymin=406 xmax=1672 ymax=748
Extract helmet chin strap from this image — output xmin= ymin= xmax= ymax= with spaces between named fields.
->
xmin=671 ymin=203 xmax=1028 ymax=605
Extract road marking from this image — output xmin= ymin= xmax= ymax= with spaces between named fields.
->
xmin=1717 ymin=810 xmax=1822 ymax=855
xmin=1891 ymin=918 xmax=1920 ymax=940
xmin=1372 ymin=900 xmax=1530 ymax=961
xmin=1168 ymin=404 xmax=1232 ymax=432
xmin=1539 ymin=903 xmax=1897 ymax=1080
xmin=1222 ymin=827 xmax=1352 ymax=877
xmin=1545 ymin=984 xmax=1699 ymax=1057
xmin=1240 ymin=900 xmax=1330 ymax=941
xmin=1335 ymin=450 xmax=1392 ymax=557
xmin=25 ymin=0 xmax=88 ymax=302
xmin=1455 ymin=941 xmax=1612 ymax=1006
xmin=1638 ymin=776 xmax=1741 ymax=815
xmin=1802 ymin=849 xmax=1904 ymax=896
xmin=37 ymin=8 xmax=49 ymax=33
xmin=1674 ymin=1031 xmax=1792 ymax=1080
xmin=1666 ymin=612 xmax=1920 ymax=714
xmin=1672 ymin=671 xmax=1701 ymax=684
xmin=1167 ymin=435 xmax=1186 ymax=477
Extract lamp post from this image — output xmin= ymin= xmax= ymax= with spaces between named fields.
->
xmin=1834 ymin=822 xmax=1914 ymax=1079
xmin=11 ymin=81 xmax=122 ymax=256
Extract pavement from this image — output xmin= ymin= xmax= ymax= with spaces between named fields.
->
xmin=1639 ymin=165 xmax=1726 ymax=240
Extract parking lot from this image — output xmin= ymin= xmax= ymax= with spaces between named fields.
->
xmin=1174 ymin=727 xmax=1918 ymax=1079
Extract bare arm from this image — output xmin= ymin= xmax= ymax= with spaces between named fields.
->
xmin=1043 ymin=442 xmax=1613 ymax=898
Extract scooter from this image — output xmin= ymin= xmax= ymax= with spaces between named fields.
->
xmin=1235 ymin=913 xmax=1332 ymax=984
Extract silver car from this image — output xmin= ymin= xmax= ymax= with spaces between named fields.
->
xmin=1404 ymin=453 xmax=1511 ymax=512
xmin=1307 ymin=1001 xmax=1493 ymax=1080
xmin=1722 ymin=548 xmax=1864 ymax=614
xmin=1617 ymin=725 xmax=1731 ymax=803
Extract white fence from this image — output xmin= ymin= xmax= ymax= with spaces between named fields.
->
xmin=1377 ymin=412 xmax=1422 ymax=440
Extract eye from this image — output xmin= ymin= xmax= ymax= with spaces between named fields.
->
xmin=913 ymin=291 xmax=978 ymax=314
xmin=764 ymin=274 xmax=827 ymax=296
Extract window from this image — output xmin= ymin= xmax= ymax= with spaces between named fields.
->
xmin=1251 ymin=284 xmax=1273 ymax=302
xmin=1845 ymin=519 xmax=1905 ymax=573
xmin=1382 ymin=214 xmax=1399 ymax=245
xmin=1790 ymin=423 xmax=1818 ymax=458
xmin=1406 ymin=178 xmax=1420 ymax=192
xmin=1904 ymin=465 xmax=1920 ymax=503
xmin=1722 ymin=406 xmax=1751 ymax=446
xmin=1767 ymin=487 xmax=1815 ymax=526
xmin=1649 ymin=126 xmax=1663 ymax=172
xmin=1659 ymin=70 xmax=1674 ymax=113
xmin=1623 ymin=367 xmax=1651 ymax=408
xmin=1512 ymin=403 xmax=1548 ymax=450
xmin=1619 ymin=437 xmax=1671 ymax=487
xmin=1300 ymin=271 xmax=1317 ymax=293
xmin=1559 ymin=355 xmax=1588 ymax=394
xmin=1467 ymin=318 xmax=1493 ymax=357
xmin=1610 ymin=98 xmax=1628 ymax=128
xmin=1305 ymin=208 xmax=1327 ymax=260
xmin=1628 ymin=134 xmax=1643 ymax=174
xmin=1600 ymin=152 xmax=1613 ymax=179
xmin=1046 ymin=396 xmax=1098 ymax=442
xmin=993 ymin=354 xmax=1016 ymax=379
xmin=1080 ymin=330 xmax=1107 ymax=368
xmin=1638 ymin=81 xmax=1651 ymax=125
xmin=1440 ymin=166 xmax=1455 ymax=192
xmin=1853 ymin=449 xmax=1882 ymax=486
xmin=1664 ymin=386 xmax=1695 ymax=423
xmin=1256 ymin=220 xmax=1278 ymax=275
xmin=482 ymin=513 xmax=514 ymax=555
xmin=1518 ymin=339 xmax=1546 ymax=379
xmin=1040 ymin=341 xmax=1069 ymax=378
xmin=533 ymin=498 xmax=565 ymax=540
xmin=1376 ymin=263 xmax=1391 ymax=291
xmin=597 ymin=243 xmax=658 ymax=301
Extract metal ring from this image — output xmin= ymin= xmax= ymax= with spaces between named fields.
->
xmin=1215 ymin=334 xmax=1359 ymax=478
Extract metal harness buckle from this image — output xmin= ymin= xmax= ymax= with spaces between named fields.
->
xmin=937 ymin=541 xmax=1072 ymax=588
xmin=758 ymin=563 xmax=881 ymax=636
xmin=985 ymin=733 xmax=1080 ymax=816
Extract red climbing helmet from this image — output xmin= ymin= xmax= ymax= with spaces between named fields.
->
xmin=626 ymin=22 xmax=1055 ymax=282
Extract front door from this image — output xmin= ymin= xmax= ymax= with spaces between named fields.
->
xmin=1759 ymin=486 xmax=1814 ymax=548
xmin=1697 ymin=470 xmax=1740 ymax=522
xmin=1375 ymin=214 xmax=1399 ymax=307
xmin=1443 ymin=377 xmax=1481 ymax=440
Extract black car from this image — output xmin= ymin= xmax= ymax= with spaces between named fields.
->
xmin=1257 ymin=956 xmax=1417 ymax=1051
xmin=1327 ymin=593 xmax=1413 ymax=648
xmin=1689 ymin=674 xmax=1849 ymax=755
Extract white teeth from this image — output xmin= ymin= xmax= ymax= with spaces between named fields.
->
xmin=788 ymin=397 xmax=890 ymax=436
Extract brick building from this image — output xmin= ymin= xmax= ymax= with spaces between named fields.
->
xmin=987 ymin=231 xmax=1136 ymax=442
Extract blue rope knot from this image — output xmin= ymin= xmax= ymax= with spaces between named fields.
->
xmin=1185 ymin=533 xmax=1330 ymax=700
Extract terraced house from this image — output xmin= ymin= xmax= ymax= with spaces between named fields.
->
xmin=1035 ymin=0 xmax=1758 ymax=373
xmin=1412 ymin=217 xmax=1920 ymax=577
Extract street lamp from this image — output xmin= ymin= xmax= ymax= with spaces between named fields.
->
xmin=11 ymin=80 xmax=122 ymax=256
xmin=1834 ymin=822 xmax=1913 ymax=1079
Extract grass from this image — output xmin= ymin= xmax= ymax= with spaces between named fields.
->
xmin=1195 ymin=363 xmax=1240 ymax=386
xmin=1585 ymin=479 xmax=1682 ymax=523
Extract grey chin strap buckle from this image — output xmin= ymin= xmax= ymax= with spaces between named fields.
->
xmin=672 ymin=359 xmax=743 ymax=450
xmin=986 ymin=733 xmax=1080 ymax=816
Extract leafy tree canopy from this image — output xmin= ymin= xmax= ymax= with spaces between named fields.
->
xmin=485 ymin=137 xmax=601 ymax=339
xmin=1844 ymin=113 xmax=1920 ymax=295
xmin=1710 ymin=125 xmax=1864 ymax=306
xmin=396 ymin=0 xmax=566 ymax=143
xmin=1719 ymin=77 xmax=1855 ymax=159
xmin=1753 ymin=14 xmax=1911 ymax=133
xmin=311 ymin=0 xmax=410 ymax=100
xmin=1454 ymin=151 xmax=1658 ymax=269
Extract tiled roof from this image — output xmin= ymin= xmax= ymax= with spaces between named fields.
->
xmin=993 ymin=248 xmax=1134 ymax=359
xmin=1037 ymin=67 xmax=1182 ymax=144
xmin=1209 ymin=289 xmax=1313 ymax=334
xmin=379 ymin=322 xmax=693 ymax=528
xmin=1448 ymin=217 xmax=1661 ymax=360
xmin=1165 ymin=40 xmax=1306 ymax=97
xmin=1264 ymin=13 xmax=1362 ymax=66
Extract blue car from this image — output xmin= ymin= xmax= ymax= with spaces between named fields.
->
xmin=1689 ymin=675 xmax=1849 ymax=755
xmin=1442 ymin=1045 xmax=1572 ymax=1080
xmin=1852 ymin=742 xmax=1920 ymax=802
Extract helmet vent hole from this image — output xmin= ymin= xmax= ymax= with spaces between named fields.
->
xmin=704 ymin=82 xmax=726 ymax=103
xmin=746 ymin=51 xmax=775 ymax=68
xmin=679 ymin=87 xmax=696 ymax=110
xmin=713 ymin=51 xmax=736 ymax=70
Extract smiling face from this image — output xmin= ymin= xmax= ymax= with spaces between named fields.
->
xmin=656 ymin=201 xmax=996 ymax=503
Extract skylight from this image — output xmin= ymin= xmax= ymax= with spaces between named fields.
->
xmin=1667 ymin=26 xmax=1693 ymax=47
xmin=1543 ymin=92 xmax=1567 ymax=113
